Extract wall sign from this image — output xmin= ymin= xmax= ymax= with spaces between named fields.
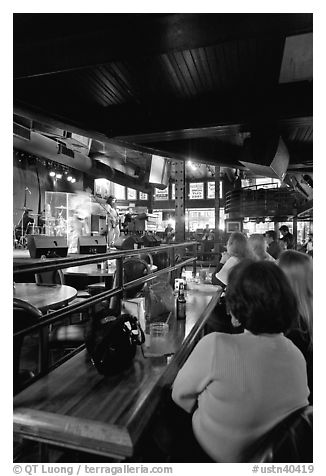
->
xmin=155 ymin=187 xmax=169 ymax=200
xmin=127 ymin=188 xmax=137 ymax=200
xmin=114 ymin=183 xmax=126 ymax=200
xmin=207 ymin=182 xmax=215 ymax=199
xmin=189 ymin=182 xmax=204 ymax=200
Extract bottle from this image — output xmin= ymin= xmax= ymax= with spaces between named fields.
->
xmin=176 ymin=282 xmax=186 ymax=320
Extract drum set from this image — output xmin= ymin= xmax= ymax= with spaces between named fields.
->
xmin=14 ymin=205 xmax=68 ymax=248
xmin=13 ymin=207 xmax=41 ymax=248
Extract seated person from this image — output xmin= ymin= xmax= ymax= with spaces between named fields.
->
xmin=211 ymin=232 xmax=251 ymax=287
xmin=304 ymin=233 xmax=313 ymax=257
xmin=265 ymin=230 xmax=282 ymax=259
xmin=164 ymin=224 xmax=175 ymax=242
xmin=278 ymin=250 xmax=313 ymax=403
xmin=201 ymin=225 xmax=214 ymax=260
xmin=248 ymin=233 xmax=275 ymax=261
xmin=16 ymin=210 xmax=34 ymax=233
xmin=172 ymin=260 xmax=309 ymax=462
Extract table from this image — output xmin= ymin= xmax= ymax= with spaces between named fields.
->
xmin=13 ymin=283 xmax=77 ymax=312
xmin=13 ymin=283 xmax=221 ymax=461
xmin=63 ymin=263 xmax=158 ymax=288
xmin=63 ymin=263 xmax=116 ymax=277
xmin=13 ymin=283 xmax=78 ymax=373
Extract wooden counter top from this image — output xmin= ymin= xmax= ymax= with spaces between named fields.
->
xmin=13 ymin=284 xmax=221 ymax=461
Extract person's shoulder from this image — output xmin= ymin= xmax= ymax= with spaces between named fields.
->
xmin=202 ymin=331 xmax=242 ymax=349
xmin=198 ymin=331 xmax=230 ymax=348
xmin=225 ymin=256 xmax=240 ymax=267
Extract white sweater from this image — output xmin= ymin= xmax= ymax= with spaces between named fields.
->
xmin=172 ymin=331 xmax=309 ymax=462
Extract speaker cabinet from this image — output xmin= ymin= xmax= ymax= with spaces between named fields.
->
xmin=240 ymin=134 xmax=289 ymax=181
xmin=27 ymin=235 xmax=68 ymax=259
xmin=114 ymin=235 xmax=143 ymax=250
xmin=140 ymin=234 xmax=162 ymax=247
xmin=78 ymin=236 xmax=107 ymax=254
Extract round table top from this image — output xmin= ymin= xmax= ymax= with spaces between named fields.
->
xmin=13 ymin=283 xmax=77 ymax=312
xmin=63 ymin=263 xmax=158 ymax=277
xmin=63 ymin=263 xmax=116 ymax=277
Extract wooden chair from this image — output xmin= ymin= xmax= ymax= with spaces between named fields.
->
xmin=122 ymin=257 xmax=150 ymax=299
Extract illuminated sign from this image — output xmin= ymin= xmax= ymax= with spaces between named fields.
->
xmin=189 ymin=182 xmax=204 ymax=199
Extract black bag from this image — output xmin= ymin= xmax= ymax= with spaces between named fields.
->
xmin=86 ymin=313 xmax=145 ymax=376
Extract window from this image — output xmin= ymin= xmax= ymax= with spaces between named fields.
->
xmin=139 ymin=192 xmax=148 ymax=200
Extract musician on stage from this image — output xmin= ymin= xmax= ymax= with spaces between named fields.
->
xmin=106 ymin=195 xmax=120 ymax=246
xmin=16 ymin=209 xmax=34 ymax=233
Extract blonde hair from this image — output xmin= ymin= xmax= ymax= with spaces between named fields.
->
xmin=248 ymin=234 xmax=269 ymax=261
xmin=278 ymin=250 xmax=313 ymax=346
xmin=227 ymin=232 xmax=251 ymax=259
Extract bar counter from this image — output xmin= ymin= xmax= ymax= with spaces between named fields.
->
xmin=13 ymin=283 xmax=221 ymax=461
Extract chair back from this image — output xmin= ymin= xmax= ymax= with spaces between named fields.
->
xmin=35 ymin=269 xmax=64 ymax=285
xmin=244 ymin=406 xmax=313 ymax=463
xmin=13 ymin=299 xmax=43 ymax=393
xmin=123 ymin=257 xmax=150 ymax=298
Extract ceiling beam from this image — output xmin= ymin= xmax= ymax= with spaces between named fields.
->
xmin=14 ymin=13 xmax=312 ymax=79
xmin=14 ymin=80 xmax=312 ymax=167
xmin=13 ymin=102 xmax=189 ymax=163
xmin=115 ymin=117 xmax=313 ymax=145
xmin=107 ymin=81 xmax=313 ymax=138
xmin=15 ymin=81 xmax=308 ymax=141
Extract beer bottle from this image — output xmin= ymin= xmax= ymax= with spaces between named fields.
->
xmin=177 ymin=282 xmax=186 ymax=320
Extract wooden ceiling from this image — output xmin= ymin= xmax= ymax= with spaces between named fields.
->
xmin=13 ymin=13 xmax=313 ymax=186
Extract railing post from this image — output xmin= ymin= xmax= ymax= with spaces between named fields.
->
xmin=174 ymin=161 xmax=186 ymax=243
xmin=169 ymin=247 xmax=175 ymax=285
xmin=110 ymin=258 xmax=124 ymax=315
xmin=193 ymin=243 xmax=197 ymax=277
xmin=214 ymin=166 xmax=221 ymax=259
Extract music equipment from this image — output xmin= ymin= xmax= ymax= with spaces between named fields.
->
xmin=114 ymin=235 xmax=143 ymax=250
xmin=27 ymin=235 xmax=68 ymax=258
xmin=140 ymin=234 xmax=162 ymax=247
xmin=78 ymin=235 xmax=107 ymax=254
xmin=148 ymin=154 xmax=170 ymax=189
xmin=17 ymin=207 xmax=33 ymax=211
xmin=240 ymin=133 xmax=289 ymax=181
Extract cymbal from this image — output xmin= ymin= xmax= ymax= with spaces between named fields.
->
xmin=17 ymin=207 xmax=33 ymax=211
xmin=55 ymin=206 xmax=67 ymax=209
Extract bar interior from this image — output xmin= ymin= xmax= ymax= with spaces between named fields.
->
xmin=13 ymin=13 xmax=313 ymax=464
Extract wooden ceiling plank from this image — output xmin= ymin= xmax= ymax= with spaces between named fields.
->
xmin=14 ymin=13 xmax=313 ymax=79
